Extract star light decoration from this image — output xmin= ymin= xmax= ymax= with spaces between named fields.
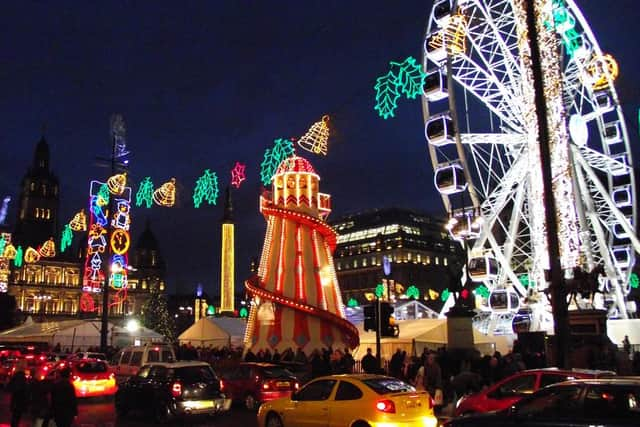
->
xmin=230 ymin=162 xmax=246 ymax=189
xmin=297 ymin=115 xmax=330 ymax=156
xmin=193 ymin=169 xmax=219 ymax=208
xmin=136 ymin=177 xmax=155 ymax=208
xmin=260 ymin=138 xmax=295 ymax=186
xmin=374 ymin=56 xmax=426 ymax=119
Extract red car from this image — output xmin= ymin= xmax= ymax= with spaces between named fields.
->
xmin=219 ymin=362 xmax=300 ymax=410
xmin=454 ymin=368 xmax=615 ymax=416
xmin=68 ymin=359 xmax=118 ymax=398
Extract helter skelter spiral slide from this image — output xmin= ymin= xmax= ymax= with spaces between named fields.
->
xmin=421 ymin=0 xmax=638 ymax=334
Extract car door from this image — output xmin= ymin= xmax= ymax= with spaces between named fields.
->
xmin=582 ymin=384 xmax=640 ymax=427
xmin=485 ymin=373 xmax=537 ymax=411
xmin=285 ymin=379 xmax=336 ymax=427
xmin=509 ymin=384 xmax=584 ymax=427
xmin=147 ymin=365 xmax=170 ymax=404
xmin=328 ymin=380 xmax=364 ymax=427
xmin=124 ymin=365 xmax=152 ymax=407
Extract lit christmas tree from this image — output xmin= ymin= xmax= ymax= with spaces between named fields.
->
xmin=141 ymin=286 xmax=176 ymax=343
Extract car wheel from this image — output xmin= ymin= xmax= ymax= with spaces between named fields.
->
xmin=266 ymin=413 xmax=283 ymax=427
xmin=351 ymin=422 xmax=371 ymax=427
xmin=154 ymin=402 xmax=173 ymax=424
xmin=245 ymin=394 xmax=259 ymax=411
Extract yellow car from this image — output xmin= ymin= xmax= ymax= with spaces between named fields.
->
xmin=257 ymin=374 xmax=437 ymax=427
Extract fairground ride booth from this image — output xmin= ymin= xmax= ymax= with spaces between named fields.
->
xmin=177 ymin=316 xmax=246 ymax=349
xmin=353 ymin=318 xmax=511 ymax=362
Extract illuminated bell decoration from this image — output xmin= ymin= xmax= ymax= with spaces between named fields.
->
xmin=39 ymin=238 xmax=56 ymax=258
xmin=429 ymin=12 xmax=467 ymax=56
xmin=69 ymin=209 xmax=88 ymax=232
xmin=153 ymin=178 xmax=176 ymax=207
xmin=3 ymin=243 xmax=17 ymax=259
xmin=24 ymin=247 xmax=41 ymax=263
xmin=585 ymin=54 xmax=618 ymax=90
xmin=297 ymin=115 xmax=330 ymax=156
xmin=107 ymin=173 xmax=127 ymax=195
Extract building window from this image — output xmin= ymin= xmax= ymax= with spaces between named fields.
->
xmin=362 ymin=258 xmax=367 ymax=267
xmin=371 ymin=256 xmax=377 ymax=266
xmin=426 ymin=256 xmax=431 ymax=265
xmin=435 ymin=256 xmax=439 ymax=265
xmin=42 ymin=184 xmax=47 ymax=196
xmin=30 ymin=182 xmax=35 ymax=191
xmin=444 ymin=257 xmax=448 ymax=266
xmin=417 ymin=254 xmax=422 ymax=263
xmin=353 ymin=260 xmax=358 ymax=268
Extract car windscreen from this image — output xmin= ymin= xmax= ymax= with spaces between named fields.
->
xmin=362 ymin=378 xmax=416 ymax=394
xmin=261 ymin=366 xmax=295 ymax=378
xmin=75 ymin=361 xmax=108 ymax=373
xmin=174 ymin=365 xmax=217 ymax=384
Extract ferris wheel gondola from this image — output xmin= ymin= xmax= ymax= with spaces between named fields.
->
xmin=421 ymin=0 xmax=638 ymax=333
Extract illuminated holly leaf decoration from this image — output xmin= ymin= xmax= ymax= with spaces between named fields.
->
xmin=630 ymin=273 xmax=639 ymax=289
xmin=259 ymin=139 xmax=295 ymax=186
xmin=518 ymin=274 xmax=531 ymax=288
xmin=441 ymin=288 xmax=450 ymax=302
xmin=60 ymin=224 xmax=73 ymax=253
xmin=98 ymin=183 xmax=110 ymax=206
xmin=207 ymin=305 xmax=215 ymax=315
xmin=406 ymin=285 xmax=420 ymax=299
xmin=392 ymin=57 xmax=426 ymax=99
xmin=474 ymin=284 xmax=490 ymax=299
xmin=347 ymin=298 xmax=359 ymax=308
xmin=14 ymin=246 xmax=23 ymax=268
xmin=0 ymin=236 xmax=5 ymax=256
xmin=374 ymin=70 xmax=400 ymax=119
xmin=193 ymin=169 xmax=219 ymax=208
xmin=239 ymin=306 xmax=248 ymax=318
xmin=135 ymin=177 xmax=154 ymax=208
xmin=375 ymin=283 xmax=385 ymax=298
xmin=230 ymin=162 xmax=247 ymax=189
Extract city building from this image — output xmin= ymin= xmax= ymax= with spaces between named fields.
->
xmin=3 ymin=134 xmax=160 ymax=322
xmin=330 ymin=207 xmax=464 ymax=313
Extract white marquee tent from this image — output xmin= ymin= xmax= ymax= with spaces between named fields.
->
xmin=353 ymin=318 xmax=512 ymax=361
xmin=0 ymin=317 xmax=163 ymax=351
xmin=178 ymin=316 xmax=246 ymax=348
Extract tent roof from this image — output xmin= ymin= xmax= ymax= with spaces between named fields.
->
xmin=178 ymin=317 xmax=246 ymax=346
xmin=0 ymin=318 xmax=111 ymax=340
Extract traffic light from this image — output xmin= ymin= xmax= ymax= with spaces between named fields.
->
xmin=379 ymin=302 xmax=399 ymax=337
xmin=363 ymin=304 xmax=377 ymax=332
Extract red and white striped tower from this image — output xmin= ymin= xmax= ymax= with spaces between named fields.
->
xmin=244 ymin=155 xmax=359 ymax=353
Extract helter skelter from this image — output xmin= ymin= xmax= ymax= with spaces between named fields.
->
xmin=244 ymin=154 xmax=359 ymax=353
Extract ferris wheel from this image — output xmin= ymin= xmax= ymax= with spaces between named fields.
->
xmin=421 ymin=0 xmax=638 ymax=334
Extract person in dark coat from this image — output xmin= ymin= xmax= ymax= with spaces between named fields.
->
xmin=50 ymin=367 xmax=78 ymax=427
xmin=361 ymin=348 xmax=378 ymax=374
xmin=8 ymin=370 xmax=30 ymax=427
xmin=31 ymin=374 xmax=54 ymax=427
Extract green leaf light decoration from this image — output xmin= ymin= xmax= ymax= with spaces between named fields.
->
xmin=193 ymin=169 xmax=219 ymax=208
xmin=14 ymin=246 xmax=23 ymax=268
xmin=374 ymin=71 xmax=401 ymax=119
xmin=630 ymin=273 xmax=639 ymax=289
xmin=60 ymin=224 xmax=73 ymax=253
xmin=441 ymin=288 xmax=450 ymax=302
xmin=375 ymin=283 xmax=385 ymax=298
xmin=206 ymin=305 xmax=215 ymax=316
xmin=239 ymin=306 xmax=249 ymax=318
xmin=135 ymin=177 xmax=155 ymax=208
xmin=259 ymin=138 xmax=295 ymax=186
xmin=406 ymin=285 xmax=420 ymax=299
xmin=391 ymin=57 xmax=426 ymax=99
xmin=518 ymin=274 xmax=531 ymax=288
xmin=347 ymin=298 xmax=359 ymax=308
xmin=474 ymin=284 xmax=490 ymax=299
xmin=98 ymin=183 xmax=110 ymax=206
xmin=0 ymin=235 xmax=5 ymax=256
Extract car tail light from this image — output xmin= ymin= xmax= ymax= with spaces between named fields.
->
xmin=376 ymin=399 xmax=396 ymax=414
xmin=219 ymin=380 xmax=225 ymax=391
xmin=294 ymin=382 xmax=300 ymax=390
xmin=262 ymin=381 xmax=271 ymax=390
xmin=73 ymin=375 xmax=81 ymax=383
xmin=171 ymin=382 xmax=182 ymax=397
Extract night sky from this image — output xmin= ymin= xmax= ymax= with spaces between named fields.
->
xmin=1 ymin=1 xmax=638 ymax=296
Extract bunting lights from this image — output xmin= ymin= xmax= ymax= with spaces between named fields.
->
xmin=153 ymin=178 xmax=176 ymax=207
xmin=230 ymin=162 xmax=246 ymax=189
xmin=297 ymin=116 xmax=330 ymax=156
xmin=193 ymin=170 xmax=219 ymax=208
xmin=374 ymin=56 xmax=426 ymax=119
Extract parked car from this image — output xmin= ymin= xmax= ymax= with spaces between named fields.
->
xmin=71 ymin=351 xmax=107 ymax=361
xmin=445 ymin=378 xmax=640 ymax=427
xmin=111 ymin=344 xmax=175 ymax=381
xmin=257 ymin=374 xmax=437 ymax=427
xmin=219 ymin=362 xmax=300 ymax=410
xmin=67 ymin=359 xmax=117 ymax=398
xmin=115 ymin=361 xmax=231 ymax=423
xmin=455 ymin=368 xmax=616 ymax=416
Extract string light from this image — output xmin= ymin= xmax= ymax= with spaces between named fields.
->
xmin=69 ymin=209 xmax=87 ymax=232
xmin=297 ymin=116 xmax=330 ymax=156
xmin=135 ymin=177 xmax=154 ymax=208
xmin=153 ymin=178 xmax=177 ymax=207
xmin=374 ymin=71 xmax=400 ymax=119
xmin=230 ymin=162 xmax=246 ymax=189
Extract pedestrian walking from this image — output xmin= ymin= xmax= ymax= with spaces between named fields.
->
xmin=50 ymin=368 xmax=77 ymax=427
xmin=361 ymin=348 xmax=378 ymax=374
xmin=8 ymin=370 xmax=30 ymax=427
xmin=31 ymin=373 xmax=53 ymax=427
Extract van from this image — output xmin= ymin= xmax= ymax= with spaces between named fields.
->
xmin=112 ymin=344 xmax=175 ymax=381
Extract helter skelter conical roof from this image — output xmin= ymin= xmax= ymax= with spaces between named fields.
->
xmin=274 ymin=154 xmax=317 ymax=176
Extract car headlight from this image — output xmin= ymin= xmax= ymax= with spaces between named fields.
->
xmin=455 ymin=396 xmax=465 ymax=408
